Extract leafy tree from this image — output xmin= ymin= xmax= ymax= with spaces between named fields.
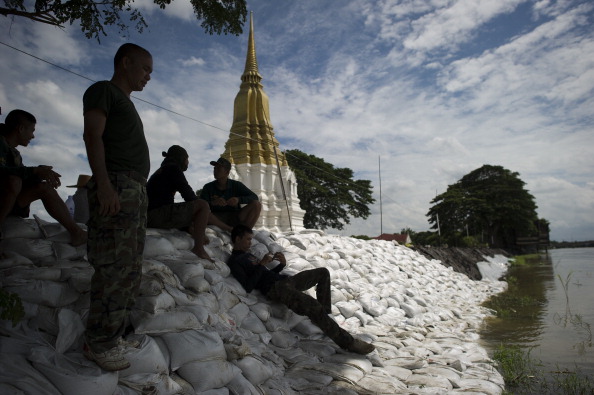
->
xmin=285 ymin=149 xmax=375 ymax=231
xmin=427 ymin=164 xmax=540 ymax=249
xmin=1 ymin=0 xmax=247 ymax=39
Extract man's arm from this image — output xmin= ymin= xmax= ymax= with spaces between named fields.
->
xmin=228 ymin=254 xmax=264 ymax=293
xmin=227 ymin=180 xmax=258 ymax=207
xmin=83 ymin=108 xmax=120 ymax=216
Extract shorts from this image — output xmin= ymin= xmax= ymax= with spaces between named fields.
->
xmin=213 ymin=210 xmax=240 ymax=227
xmin=148 ymin=201 xmax=195 ymax=229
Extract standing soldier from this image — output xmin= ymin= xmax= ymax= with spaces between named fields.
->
xmin=82 ymin=43 xmax=152 ymax=371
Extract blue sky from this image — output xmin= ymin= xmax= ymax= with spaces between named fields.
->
xmin=1 ymin=0 xmax=593 ymax=241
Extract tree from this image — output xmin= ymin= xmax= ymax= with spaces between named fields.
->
xmin=427 ymin=165 xmax=541 ymax=249
xmin=1 ymin=0 xmax=247 ymax=40
xmin=285 ymin=149 xmax=375 ymax=231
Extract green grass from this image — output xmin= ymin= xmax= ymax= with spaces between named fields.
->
xmin=492 ymin=345 xmax=594 ymax=394
xmin=510 ymin=254 xmax=541 ymax=266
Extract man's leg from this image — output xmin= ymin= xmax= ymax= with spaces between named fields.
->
xmin=285 ymin=268 xmax=332 ymax=313
xmin=85 ymin=174 xmax=145 ymax=370
xmin=190 ymin=199 xmax=213 ymax=261
xmin=238 ymin=200 xmax=262 ymax=229
xmin=267 ymin=280 xmax=354 ymax=349
xmin=207 ymin=212 xmax=233 ymax=232
xmin=0 ymin=175 xmax=22 ymax=225
xmin=16 ymin=181 xmax=86 ymax=246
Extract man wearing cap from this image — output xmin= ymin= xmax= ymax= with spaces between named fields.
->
xmin=199 ymin=157 xmax=261 ymax=232
xmin=146 ymin=145 xmax=212 ymax=261
xmin=67 ymin=174 xmax=92 ymax=224
xmin=0 ymin=109 xmax=87 ymax=247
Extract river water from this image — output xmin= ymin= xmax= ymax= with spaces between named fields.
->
xmin=480 ymin=247 xmax=594 ymax=377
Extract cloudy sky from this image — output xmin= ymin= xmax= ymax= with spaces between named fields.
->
xmin=1 ymin=0 xmax=593 ymax=242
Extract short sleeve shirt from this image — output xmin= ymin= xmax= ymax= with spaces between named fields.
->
xmin=83 ymin=81 xmax=150 ymax=178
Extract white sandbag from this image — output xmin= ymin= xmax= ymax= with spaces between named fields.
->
xmin=30 ymin=305 xmax=60 ymax=335
xmin=52 ymin=243 xmax=86 ymax=260
xmin=335 ymin=301 xmax=360 ymax=318
xmin=6 ymin=279 xmax=79 ymax=307
xmin=264 ymin=317 xmax=289 ymax=332
xmin=1 ymin=217 xmax=43 ymax=239
xmin=134 ymin=292 xmax=176 ymax=314
xmin=359 ymin=294 xmax=387 ymax=317
xmin=1 ymin=266 xmax=61 ymax=283
xmin=143 ymin=236 xmax=176 ymax=257
xmin=178 ymin=304 xmax=211 ymax=325
xmin=211 ymin=282 xmax=240 ymax=311
xmin=240 ymin=311 xmax=267 ymax=334
xmin=227 ymin=302 xmax=250 ymax=326
xmin=204 ymin=269 xmax=224 ymax=285
xmin=161 ymin=330 xmax=226 ymax=370
xmin=183 ymin=275 xmax=210 ymax=293
xmin=0 ymin=353 xmax=61 ymax=394
xmin=28 ymin=347 xmax=118 ymax=395
xmin=163 ymin=260 xmax=204 ymax=284
xmin=119 ymin=372 xmax=183 ymax=395
xmin=249 ymin=302 xmax=270 ymax=322
xmin=120 ymin=335 xmax=169 ymax=376
xmin=131 ymin=309 xmax=202 ymax=334
xmin=55 ymin=309 xmax=85 ymax=354
xmin=266 ymin=242 xmax=284 ymax=254
xmin=248 ymin=243 xmax=269 ymax=261
xmin=177 ymin=359 xmax=240 ymax=393
xmin=226 ymin=373 xmax=261 ymax=395
xmin=161 ymin=230 xmax=194 ymax=250
xmin=2 ymin=238 xmax=53 ymax=259
xmin=191 ymin=292 xmax=220 ymax=312
xmin=293 ymin=319 xmax=323 ymax=336
xmin=138 ymin=273 xmax=164 ymax=296
xmin=233 ymin=355 xmax=274 ymax=385
xmin=65 ymin=267 xmax=94 ymax=293
xmin=270 ymin=330 xmax=299 ymax=348
xmin=0 ymin=251 xmax=34 ymax=269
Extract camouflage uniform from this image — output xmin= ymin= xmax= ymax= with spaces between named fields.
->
xmin=266 ymin=268 xmax=354 ymax=348
xmin=85 ymin=172 xmax=147 ymax=352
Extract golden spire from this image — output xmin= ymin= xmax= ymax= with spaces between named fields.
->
xmin=223 ymin=11 xmax=287 ymax=166
xmin=242 ymin=11 xmax=262 ymax=83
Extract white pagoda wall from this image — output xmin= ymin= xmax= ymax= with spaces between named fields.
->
xmin=230 ymin=163 xmax=305 ymax=233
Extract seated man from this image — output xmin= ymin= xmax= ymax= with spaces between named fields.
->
xmin=147 ymin=145 xmax=212 ymax=261
xmin=227 ymin=224 xmax=375 ymax=355
xmin=0 ymin=109 xmax=87 ymax=246
xmin=200 ymin=157 xmax=261 ymax=232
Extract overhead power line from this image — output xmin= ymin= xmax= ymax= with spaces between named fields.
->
xmin=1 ymin=40 xmax=411 ymax=214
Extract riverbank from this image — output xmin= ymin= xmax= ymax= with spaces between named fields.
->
xmin=412 ymin=246 xmax=512 ymax=280
xmin=1 ymin=218 xmax=508 ymax=394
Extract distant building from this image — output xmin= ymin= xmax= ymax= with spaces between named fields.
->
xmin=218 ymin=13 xmax=305 ymax=232
xmin=376 ymin=233 xmax=412 ymax=245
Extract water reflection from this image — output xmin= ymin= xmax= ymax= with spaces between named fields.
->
xmin=480 ymin=248 xmax=594 ymax=376
xmin=480 ymin=254 xmax=554 ymax=347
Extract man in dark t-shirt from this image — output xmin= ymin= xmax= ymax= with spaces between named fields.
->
xmin=147 ymin=145 xmax=212 ymax=261
xmin=0 ymin=109 xmax=87 ymax=248
xmin=82 ymin=43 xmax=152 ymax=371
xmin=227 ymin=224 xmax=375 ymax=355
xmin=200 ymin=157 xmax=261 ymax=232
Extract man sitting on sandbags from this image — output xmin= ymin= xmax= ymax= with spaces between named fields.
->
xmin=147 ymin=145 xmax=212 ymax=261
xmin=227 ymin=224 xmax=375 ymax=355
xmin=0 ymin=109 xmax=87 ymax=250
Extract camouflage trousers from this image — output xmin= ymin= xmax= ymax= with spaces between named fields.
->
xmin=266 ymin=267 xmax=354 ymax=349
xmin=85 ymin=172 xmax=147 ymax=352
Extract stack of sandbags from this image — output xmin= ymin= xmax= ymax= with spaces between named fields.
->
xmin=1 ymin=218 xmax=509 ymax=394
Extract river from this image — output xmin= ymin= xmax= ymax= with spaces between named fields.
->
xmin=480 ymin=247 xmax=594 ymax=378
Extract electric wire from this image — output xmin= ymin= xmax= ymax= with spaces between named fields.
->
xmin=0 ymin=40 xmax=414 ymax=222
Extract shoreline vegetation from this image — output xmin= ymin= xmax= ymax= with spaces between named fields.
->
xmin=483 ymin=253 xmax=594 ymax=395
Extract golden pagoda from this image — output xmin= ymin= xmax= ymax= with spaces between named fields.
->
xmin=220 ymin=12 xmax=304 ymax=232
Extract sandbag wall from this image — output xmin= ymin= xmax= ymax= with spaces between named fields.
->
xmin=1 ymin=217 xmax=508 ymax=394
